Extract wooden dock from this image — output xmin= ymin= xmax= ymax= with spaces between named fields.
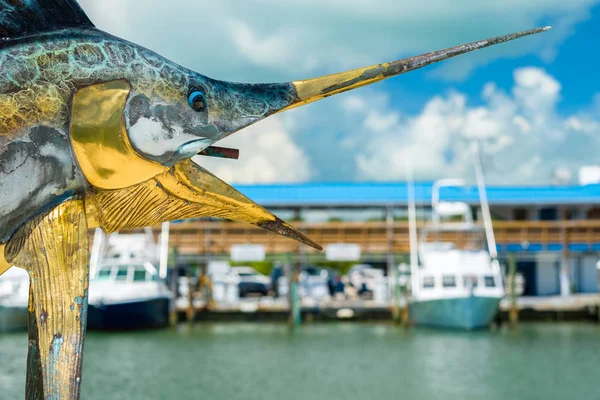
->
xmin=175 ymin=294 xmax=600 ymax=323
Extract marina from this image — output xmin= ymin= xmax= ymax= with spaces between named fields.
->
xmin=0 ymin=0 xmax=599 ymax=398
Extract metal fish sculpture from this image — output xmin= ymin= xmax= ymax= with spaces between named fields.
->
xmin=0 ymin=0 xmax=550 ymax=398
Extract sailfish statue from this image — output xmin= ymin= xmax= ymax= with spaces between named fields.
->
xmin=0 ymin=0 xmax=549 ymax=398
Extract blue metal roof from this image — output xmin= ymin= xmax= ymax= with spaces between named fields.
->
xmin=233 ymin=181 xmax=600 ymax=207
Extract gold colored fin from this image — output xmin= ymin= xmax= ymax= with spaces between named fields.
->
xmin=159 ymin=160 xmax=322 ymax=250
xmin=86 ymin=160 xmax=322 ymax=250
xmin=70 ymin=80 xmax=168 ymax=190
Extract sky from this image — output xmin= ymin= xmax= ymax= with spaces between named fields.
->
xmin=79 ymin=0 xmax=600 ymax=186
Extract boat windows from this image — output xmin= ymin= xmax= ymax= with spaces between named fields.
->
xmin=115 ymin=267 xmax=128 ymax=281
xmin=133 ymin=268 xmax=147 ymax=282
xmin=484 ymin=276 xmax=496 ymax=288
xmin=442 ymin=275 xmax=456 ymax=288
xmin=422 ymin=276 xmax=435 ymax=289
xmin=463 ymin=275 xmax=478 ymax=288
xmin=97 ymin=268 xmax=112 ymax=281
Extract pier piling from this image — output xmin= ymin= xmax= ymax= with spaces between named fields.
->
xmin=186 ymin=268 xmax=195 ymax=322
xmin=508 ymin=254 xmax=519 ymax=329
xmin=287 ymin=253 xmax=301 ymax=328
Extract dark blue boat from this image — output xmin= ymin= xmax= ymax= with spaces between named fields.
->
xmin=88 ymin=296 xmax=171 ymax=331
xmin=87 ymin=233 xmax=173 ymax=331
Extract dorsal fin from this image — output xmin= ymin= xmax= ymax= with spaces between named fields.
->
xmin=0 ymin=0 xmax=94 ymax=41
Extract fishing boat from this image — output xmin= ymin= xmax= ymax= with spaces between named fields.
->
xmin=408 ymin=144 xmax=504 ymax=330
xmin=87 ymin=227 xmax=173 ymax=330
xmin=0 ymin=267 xmax=29 ymax=332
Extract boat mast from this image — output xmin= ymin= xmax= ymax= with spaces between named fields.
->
xmin=471 ymin=142 xmax=498 ymax=260
xmin=406 ymin=158 xmax=420 ymax=291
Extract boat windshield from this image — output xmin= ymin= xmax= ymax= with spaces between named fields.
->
xmin=96 ymin=268 xmax=112 ymax=281
xmin=93 ymin=264 xmax=157 ymax=283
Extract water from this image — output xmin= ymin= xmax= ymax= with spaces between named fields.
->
xmin=1 ymin=323 xmax=598 ymax=400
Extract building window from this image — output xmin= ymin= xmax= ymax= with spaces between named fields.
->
xmin=513 ymin=208 xmax=528 ymax=221
xmin=539 ymin=207 xmax=558 ymax=221
xmin=588 ymin=207 xmax=600 ymax=220
xmin=484 ymin=276 xmax=496 ymax=288
xmin=422 ymin=276 xmax=435 ymax=289
xmin=442 ymin=275 xmax=456 ymax=288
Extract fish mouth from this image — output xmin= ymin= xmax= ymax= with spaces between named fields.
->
xmin=168 ymin=138 xmax=213 ymax=165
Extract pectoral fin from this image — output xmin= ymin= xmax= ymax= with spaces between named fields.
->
xmin=86 ymin=159 xmax=322 ymax=250
xmin=158 ymin=160 xmax=321 ymax=250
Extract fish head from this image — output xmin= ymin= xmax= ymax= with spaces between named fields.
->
xmin=123 ymin=69 xmax=295 ymax=167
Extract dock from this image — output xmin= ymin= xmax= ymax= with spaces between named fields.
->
xmin=175 ymin=294 xmax=600 ymax=323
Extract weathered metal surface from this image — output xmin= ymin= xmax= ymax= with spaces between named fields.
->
xmin=6 ymin=199 xmax=89 ymax=400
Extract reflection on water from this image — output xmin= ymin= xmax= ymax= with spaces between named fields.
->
xmin=1 ymin=323 xmax=599 ymax=400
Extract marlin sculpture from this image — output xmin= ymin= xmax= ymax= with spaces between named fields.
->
xmin=0 ymin=0 xmax=549 ymax=398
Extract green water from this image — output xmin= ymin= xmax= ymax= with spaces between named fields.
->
xmin=1 ymin=323 xmax=599 ymax=400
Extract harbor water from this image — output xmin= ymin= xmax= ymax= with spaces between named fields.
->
xmin=1 ymin=323 xmax=598 ymax=400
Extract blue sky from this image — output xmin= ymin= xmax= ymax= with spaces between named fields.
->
xmin=80 ymin=0 xmax=600 ymax=186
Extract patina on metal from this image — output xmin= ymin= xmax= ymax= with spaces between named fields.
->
xmin=0 ymin=0 xmax=551 ymax=398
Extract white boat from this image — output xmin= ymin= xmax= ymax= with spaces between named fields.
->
xmin=410 ymin=226 xmax=504 ymax=329
xmin=87 ymin=229 xmax=173 ymax=330
xmin=0 ymin=267 xmax=29 ymax=333
xmin=408 ymin=144 xmax=504 ymax=330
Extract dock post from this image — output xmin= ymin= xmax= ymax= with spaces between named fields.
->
xmin=386 ymin=206 xmax=400 ymax=323
xmin=508 ymin=253 xmax=519 ymax=328
xmin=169 ymin=247 xmax=179 ymax=326
xmin=392 ymin=275 xmax=401 ymax=324
xmin=400 ymin=269 xmax=411 ymax=328
xmin=186 ymin=267 xmax=195 ymax=323
xmin=287 ymin=252 xmax=301 ymax=328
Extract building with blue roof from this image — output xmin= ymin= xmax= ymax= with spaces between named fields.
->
xmin=172 ymin=181 xmax=600 ymax=298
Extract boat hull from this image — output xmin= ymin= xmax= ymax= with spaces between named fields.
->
xmin=88 ymin=297 xmax=171 ymax=331
xmin=410 ymin=296 xmax=501 ymax=330
xmin=0 ymin=305 xmax=28 ymax=333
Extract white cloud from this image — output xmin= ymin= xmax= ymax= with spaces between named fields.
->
xmin=78 ymin=0 xmax=598 ymax=82
xmin=194 ymin=115 xmax=311 ymax=184
xmin=345 ymin=67 xmax=600 ymax=184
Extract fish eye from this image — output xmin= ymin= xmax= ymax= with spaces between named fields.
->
xmin=188 ymin=91 xmax=206 ymax=112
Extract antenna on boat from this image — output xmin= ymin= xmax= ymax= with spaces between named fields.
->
xmin=159 ymin=222 xmax=170 ymax=280
xmin=406 ymin=157 xmax=420 ymax=290
xmin=471 ymin=142 xmax=498 ymax=260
